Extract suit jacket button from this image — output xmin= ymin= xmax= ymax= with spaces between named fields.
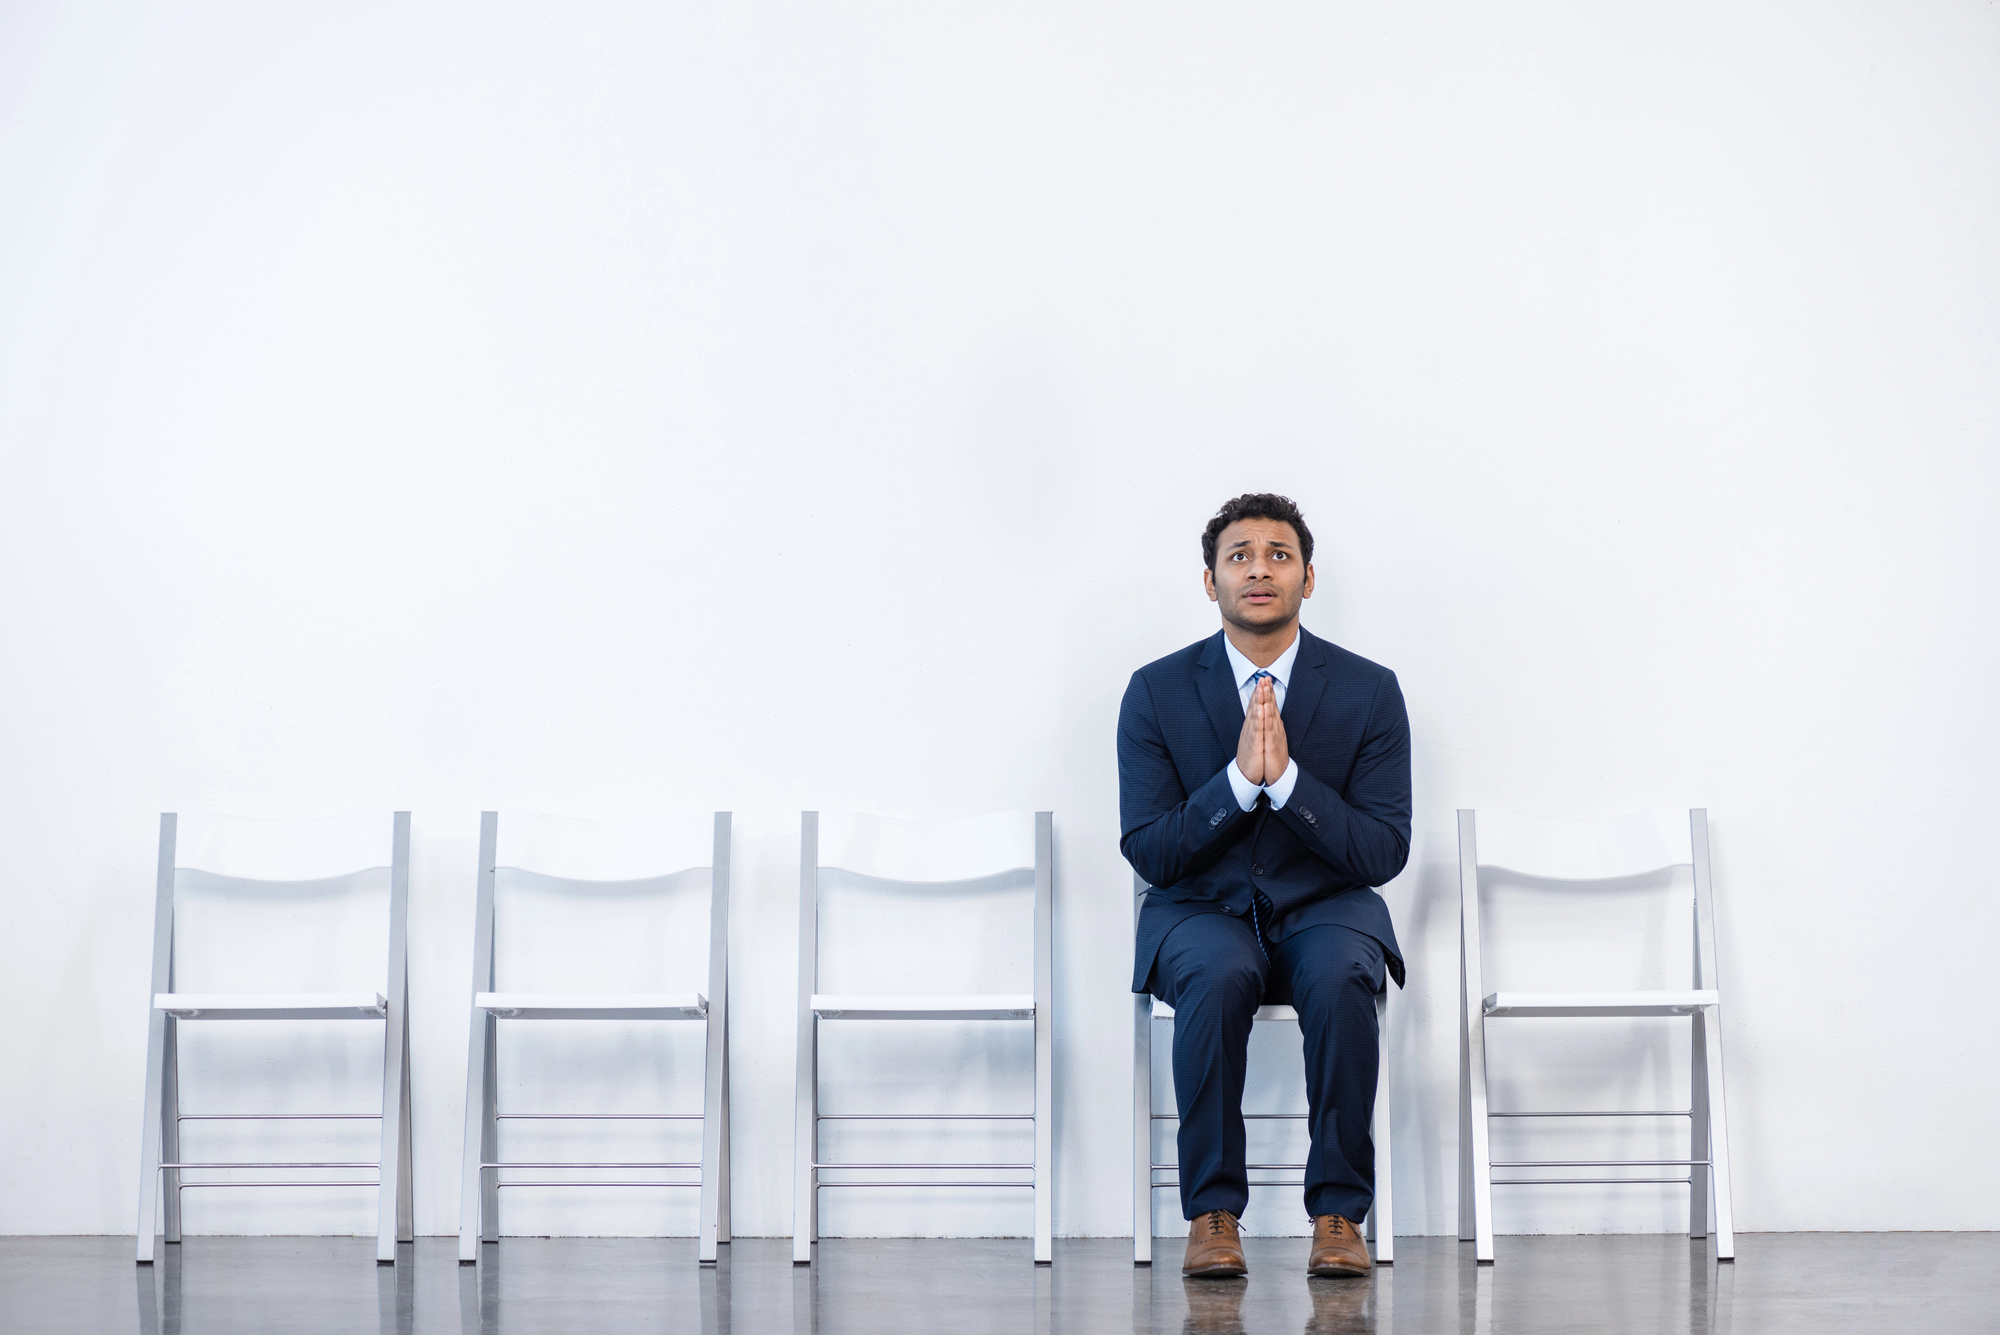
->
xmin=1252 ymin=865 xmax=1264 ymax=876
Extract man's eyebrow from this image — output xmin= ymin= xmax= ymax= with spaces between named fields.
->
xmin=1228 ymin=537 xmax=1292 ymax=548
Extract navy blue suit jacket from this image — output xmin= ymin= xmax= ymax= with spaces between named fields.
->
xmin=1119 ymin=627 xmax=1410 ymax=995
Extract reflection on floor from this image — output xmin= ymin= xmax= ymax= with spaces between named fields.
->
xmin=3 ymin=1232 xmax=1993 ymax=1335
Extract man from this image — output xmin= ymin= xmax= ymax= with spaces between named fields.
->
xmin=1119 ymin=493 xmax=1410 ymax=1280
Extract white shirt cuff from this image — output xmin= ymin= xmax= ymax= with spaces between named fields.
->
xmin=1265 ymin=758 xmax=1300 ymax=809
xmin=1225 ymin=760 xmax=1262 ymax=812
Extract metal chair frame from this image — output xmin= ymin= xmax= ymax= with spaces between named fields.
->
xmin=792 ymin=810 xmax=1054 ymax=1265
xmin=1130 ymin=874 xmax=1393 ymax=1265
xmin=1457 ymin=807 xmax=1736 ymax=1263
xmin=135 ymin=811 xmax=414 ymax=1265
xmin=457 ymin=811 xmax=732 ymax=1264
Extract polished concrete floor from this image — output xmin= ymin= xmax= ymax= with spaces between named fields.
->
xmin=3 ymin=1233 xmax=1993 ymax=1334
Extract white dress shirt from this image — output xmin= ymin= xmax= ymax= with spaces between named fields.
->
xmin=1222 ymin=632 xmax=1302 ymax=811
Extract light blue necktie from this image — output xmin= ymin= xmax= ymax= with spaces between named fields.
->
xmin=1246 ymin=670 xmax=1278 ymax=958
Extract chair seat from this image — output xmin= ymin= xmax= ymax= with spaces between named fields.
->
xmin=1150 ymin=997 xmax=1298 ymax=1021
xmin=811 ymin=993 xmax=1034 ymax=1020
xmin=154 ymin=992 xmax=388 ymax=1020
xmin=475 ymin=991 xmax=708 ymax=1020
xmin=1483 ymin=989 xmax=1719 ymax=1018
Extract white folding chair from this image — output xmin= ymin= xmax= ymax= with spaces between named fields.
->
xmin=1457 ymin=808 xmax=1735 ymax=1263
xmin=1131 ymin=875 xmax=1393 ymax=1265
xmin=792 ymin=810 xmax=1054 ymax=1265
xmin=458 ymin=811 xmax=732 ymax=1263
xmin=136 ymin=811 xmax=413 ymax=1264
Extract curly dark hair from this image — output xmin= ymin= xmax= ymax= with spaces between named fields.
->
xmin=1201 ymin=493 xmax=1314 ymax=570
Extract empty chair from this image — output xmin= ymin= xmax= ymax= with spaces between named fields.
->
xmin=1457 ymin=808 xmax=1736 ymax=1263
xmin=793 ymin=811 xmax=1053 ymax=1264
xmin=1131 ymin=874 xmax=1393 ymax=1265
xmin=458 ymin=811 xmax=732 ymax=1263
xmin=136 ymin=811 xmax=414 ymax=1264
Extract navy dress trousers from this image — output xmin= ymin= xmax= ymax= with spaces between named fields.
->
xmin=1118 ymin=627 xmax=1411 ymax=1224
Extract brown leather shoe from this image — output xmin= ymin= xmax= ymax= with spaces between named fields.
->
xmin=1307 ymin=1214 xmax=1371 ymax=1277
xmin=1182 ymin=1209 xmax=1248 ymax=1277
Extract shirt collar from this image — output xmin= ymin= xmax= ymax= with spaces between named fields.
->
xmin=1222 ymin=631 xmax=1301 ymax=692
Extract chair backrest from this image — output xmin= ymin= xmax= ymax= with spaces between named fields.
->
xmin=153 ymin=811 xmax=409 ymax=995
xmin=799 ymin=810 xmax=1051 ymax=996
xmin=173 ymin=810 xmax=398 ymax=882
xmin=473 ymin=811 xmax=729 ymax=995
xmin=1457 ymin=808 xmax=1720 ymax=992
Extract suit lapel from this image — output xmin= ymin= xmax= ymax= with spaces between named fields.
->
xmin=1280 ymin=628 xmax=1330 ymax=738
xmin=1195 ymin=632 xmax=1246 ymax=753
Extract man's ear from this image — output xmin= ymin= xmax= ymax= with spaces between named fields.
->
xmin=1301 ymin=564 xmax=1315 ymax=599
xmin=1203 ymin=567 xmax=1218 ymax=601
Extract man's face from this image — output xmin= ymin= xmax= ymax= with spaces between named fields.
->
xmin=1204 ymin=517 xmax=1314 ymax=632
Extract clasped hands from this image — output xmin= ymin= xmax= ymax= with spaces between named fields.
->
xmin=1235 ymin=674 xmax=1290 ymax=787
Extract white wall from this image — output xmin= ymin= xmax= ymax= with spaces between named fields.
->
xmin=2 ymin=0 xmax=1996 ymax=1239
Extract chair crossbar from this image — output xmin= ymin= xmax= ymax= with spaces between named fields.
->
xmin=1492 ymin=1159 xmax=1709 ymax=1168
xmin=1153 ymin=1162 xmax=1304 ymax=1171
xmin=483 ymin=1161 xmax=701 ymax=1169
xmin=813 ymin=1162 xmax=1031 ymax=1171
xmin=816 ymin=1112 xmax=1033 ymax=1120
xmin=176 ymin=1180 xmax=380 ymax=1189
xmin=817 ymin=1180 xmax=1035 ymax=1188
xmin=1493 ymin=1177 xmax=1694 ymax=1186
xmin=158 ymin=1161 xmax=380 ymax=1170
xmin=1150 ymin=1112 xmax=1304 ymax=1121
xmin=497 ymin=1112 xmax=702 ymax=1120
xmin=1489 ymin=1109 xmax=1690 ymax=1118
xmin=176 ymin=1112 xmax=382 ymax=1121
xmin=1151 ymin=1180 xmax=1304 ymax=1188
xmin=496 ymin=1180 xmax=702 ymax=1188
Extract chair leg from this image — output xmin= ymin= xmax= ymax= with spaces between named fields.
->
xmin=458 ymin=1010 xmax=491 ymax=1263
xmin=1457 ymin=963 xmax=1474 ymax=1244
xmin=161 ymin=1018 xmax=182 ymax=1245
xmin=378 ymin=1000 xmax=410 ymax=1262
xmin=1462 ymin=986 xmax=1495 ymax=1261
xmin=396 ymin=1006 xmax=414 ymax=1245
xmin=1689 ymin=1010 xmax=1710 ymax=1239
xmin=1132 ymin=996 xmax=1152 ymax=1266
xmin=480 ymin=1020 xmax=500 ymax=1243
xmin=699 ymin=1010 xmax=727 ymax=1263
xmin=1033 ymin=999 xmax=1053 ymax=1266
xmin=717 ymin=1033 xmax=732 ymax=1245
xmin=1699 ymin=1006 xmax=1736 ymax=1261
xmin=1370 ymin=989 xmax=1393 ymax=1264
xmin=792 ymin=1016 xmax=816 ymax=1264
xmin=136 ymin=1010 xmax=168 ymax=1264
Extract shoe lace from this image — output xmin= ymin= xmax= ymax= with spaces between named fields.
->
xmin=1207 ymin=1212 xmax=1229 ymax=1236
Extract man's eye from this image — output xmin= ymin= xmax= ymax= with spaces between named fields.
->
xmin=1272 ymin=552 xmax=1287 ymax=560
